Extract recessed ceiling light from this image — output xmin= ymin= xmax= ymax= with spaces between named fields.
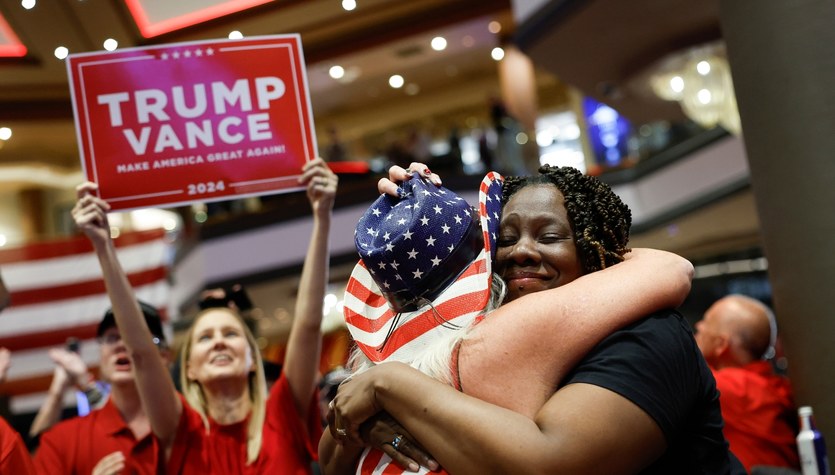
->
xmin=488 ymin=21 xmax=502 ymax=34
xmin=54 ymin=46 xmax=69 ymax=59
xmin=430 ymin=36 xmax=447 ymax=51
xmin=491 ymin=47 xmax=505 ymax=61
xmin=228 ymin=30 xmax=243 ymax=40
xmin=461 ymin=35 xmax=475 ymax=48
xmin=0 ymin=127 xmax=11 ymax=141
xmin=103 ymin=38 xmax=118 ymax=51
xmin=21 ymin=0 xmax=36 ymax=10
xmin=329 ymin=65 xmax=345 ymax=79
xmin=342 ymin=0 xmax=356 ymax=11
xmin=389 ymin=75 xmax=404 ymax=89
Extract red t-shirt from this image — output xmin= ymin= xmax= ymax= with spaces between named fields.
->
xmin=1 ymin=417 xmax=35 ymax=475
xmin=34 ymin=398 xmax=165 ymax=474
xmin=169 ymin=373 xmax=322 ymax=474
xmin=713 ymin=361 xmax=800 ymax=472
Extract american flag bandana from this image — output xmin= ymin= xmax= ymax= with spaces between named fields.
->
xmin=344 ymin=171 xmax=503 ymax=365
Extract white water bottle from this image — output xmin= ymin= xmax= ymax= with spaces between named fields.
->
xmin=798 ymin=406 xmax=831 ymax=475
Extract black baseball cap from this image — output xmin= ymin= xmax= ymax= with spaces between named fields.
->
xmin=97 ymin=300 xmax=167 ymax=346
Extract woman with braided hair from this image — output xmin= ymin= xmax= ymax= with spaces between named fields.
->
xmin=322 ymin=164 xmax=742 ymax=474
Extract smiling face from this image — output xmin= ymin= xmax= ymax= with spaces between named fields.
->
xmin=185 ymin=309 xmax=254 ymax=385
xmin=98 ymin=327 xmax=135 ymax=385
xmin=495 ymin=184 xmax=584 ymax=302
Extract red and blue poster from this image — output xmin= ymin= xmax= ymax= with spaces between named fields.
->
xmin=66 ymin=34 xmax=317 ymax=211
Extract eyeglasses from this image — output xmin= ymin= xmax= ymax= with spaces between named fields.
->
xmin=98 ymin=333 xmax=165 ymax=348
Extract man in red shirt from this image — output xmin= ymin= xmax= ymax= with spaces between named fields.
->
xmin=694 ymin=294 xmax=800 ymax=473
xmin=34 ymin=303 xmax=173 ymax=474
xmin=0 ymin=347 xmax=36 ymax=474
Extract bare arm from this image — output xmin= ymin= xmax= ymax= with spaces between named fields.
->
xmin=460 ymin=247 xmax=693 ymax=417
xmin=71 ymin=183 xmax=181 ymax=446
xmin=282 ymin=158 xmax=337 ymax=415
xmin=333 ymin=362 xmax=666 ymax=475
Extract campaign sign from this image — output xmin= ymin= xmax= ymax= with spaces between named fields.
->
xmin=66 ymin=34 xmax=317 ymax=211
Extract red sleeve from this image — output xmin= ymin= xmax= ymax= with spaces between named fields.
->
xmin=266 ymin=373 xmax=323 ymax=462
xmin=33 ymin=419 xmax=73 ymax=474
xmin=0 ymin=418 xmax=35 ymax=475
xmin=166 ymin=393 xmax=209 ymax=474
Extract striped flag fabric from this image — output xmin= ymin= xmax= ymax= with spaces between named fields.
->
xmin=0 ymin=229 xmax=171 ymax=414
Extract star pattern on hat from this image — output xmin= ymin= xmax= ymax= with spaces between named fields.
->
xmin=354 ymin=177 xmax=477 ymax=294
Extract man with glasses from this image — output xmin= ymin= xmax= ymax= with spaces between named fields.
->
xmin=34 ymin=302 xmax=173 ymax=474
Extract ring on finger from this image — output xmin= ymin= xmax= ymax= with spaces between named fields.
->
xmin=391 ymin=434 xmax=403 ymax=450
xmin=335 ymin=428 xmax=347 ymax=437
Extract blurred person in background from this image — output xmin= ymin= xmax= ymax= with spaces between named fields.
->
xmin=0 ymin=347 xmax=36 ymax=474
xmin=695 ymin=294 xmax=800 ymax=473
xmin=29 ymin=342 xmax=108 ymax=442
xmin=33 ymin=303 xmax=172 ymax=475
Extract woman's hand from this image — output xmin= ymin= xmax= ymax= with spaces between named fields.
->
xmin=377 ymin=162 xmax=442 ymax=196
xmin=299 ymin=157 xmax=338 ymax=216
xmin=71 ymin=182 xmax=111 ymax=245
xmin=361 ymin=413 xmax=439 ymax=472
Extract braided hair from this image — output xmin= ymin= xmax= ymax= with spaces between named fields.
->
xmin=501 ymin=165 xmax=632 ymax=273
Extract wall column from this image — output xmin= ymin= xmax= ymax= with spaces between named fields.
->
xmin=719 ymin=0 xmax=835 ymax=436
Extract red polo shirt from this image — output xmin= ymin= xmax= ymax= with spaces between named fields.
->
xmin=713 ymin=360 xmax=800 ymax=473
xmin=34 ymin=398 xmax=164 ymax=474
xmin=1 ymin=417 xmax=35 ymax=474
xmin=168 ymin=373 xmax=321 ymax=474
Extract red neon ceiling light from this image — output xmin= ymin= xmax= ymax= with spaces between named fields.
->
xmin=124 ymin=0 xmax=275 ymax=38
xmin=0 ymin=13 xmax=27 ymax=58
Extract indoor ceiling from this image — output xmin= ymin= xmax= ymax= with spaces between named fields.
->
xmin=0 ymin=0 xmax=762 ymax=263
xmin=0 ymin=0 xmax=517 ymax=177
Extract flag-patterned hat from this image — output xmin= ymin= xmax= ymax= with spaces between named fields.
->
xmin=344 ymin=171 xmax=504 ymax=364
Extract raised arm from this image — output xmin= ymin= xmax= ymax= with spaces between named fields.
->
xmin=282 ymin=158 xmax=337 ymax=415
xmin=29 ymin=348 xmax=97 ymax=437
xmin=71 ymin=183 xmax=181 ymax=445
xmin=460 ymin=247 xmax=693 ymax=417
xmin=332 ymin=361 xmax=665 ymax=475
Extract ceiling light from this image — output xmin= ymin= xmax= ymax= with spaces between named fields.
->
xmin=0 ymin=127 xmax=11 ymax=140
xmin=21 ymin=0 xmax=35 ymax=9
xmin=54 ymin=46 xmax=69 ymax=59
xmin=328 ymin=65 xmax=345 ymax=79
xmin=389 ymin=74 xmax=404 ymax=89
xmin=342 ymin=0 xmax=356 ymax=11
xmin=462 ymin=35 xmax=475 ymax=48
xmin=103 ymin=38 xmax=118 ymax=51
xmin=491 ymin=47 xmax=504 ymax=61
xmin=488 ymin=21 xmax=501 ymax=34
xmin=648 ymin=42 xmax=741 ymax=135
xmin=228 ymin=30 xmax=243 ymax=40
xmin=430 ymin=36 xmax=447 ymax=51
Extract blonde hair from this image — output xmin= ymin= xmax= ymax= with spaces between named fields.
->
xmin=179 ymin=307 xmax=267 ymax=465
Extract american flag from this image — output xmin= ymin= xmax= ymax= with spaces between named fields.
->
xmin=343 ymin=175 xmax=493 ymax=365
xmin=0 ymin=229 xmax=171 ymax=414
